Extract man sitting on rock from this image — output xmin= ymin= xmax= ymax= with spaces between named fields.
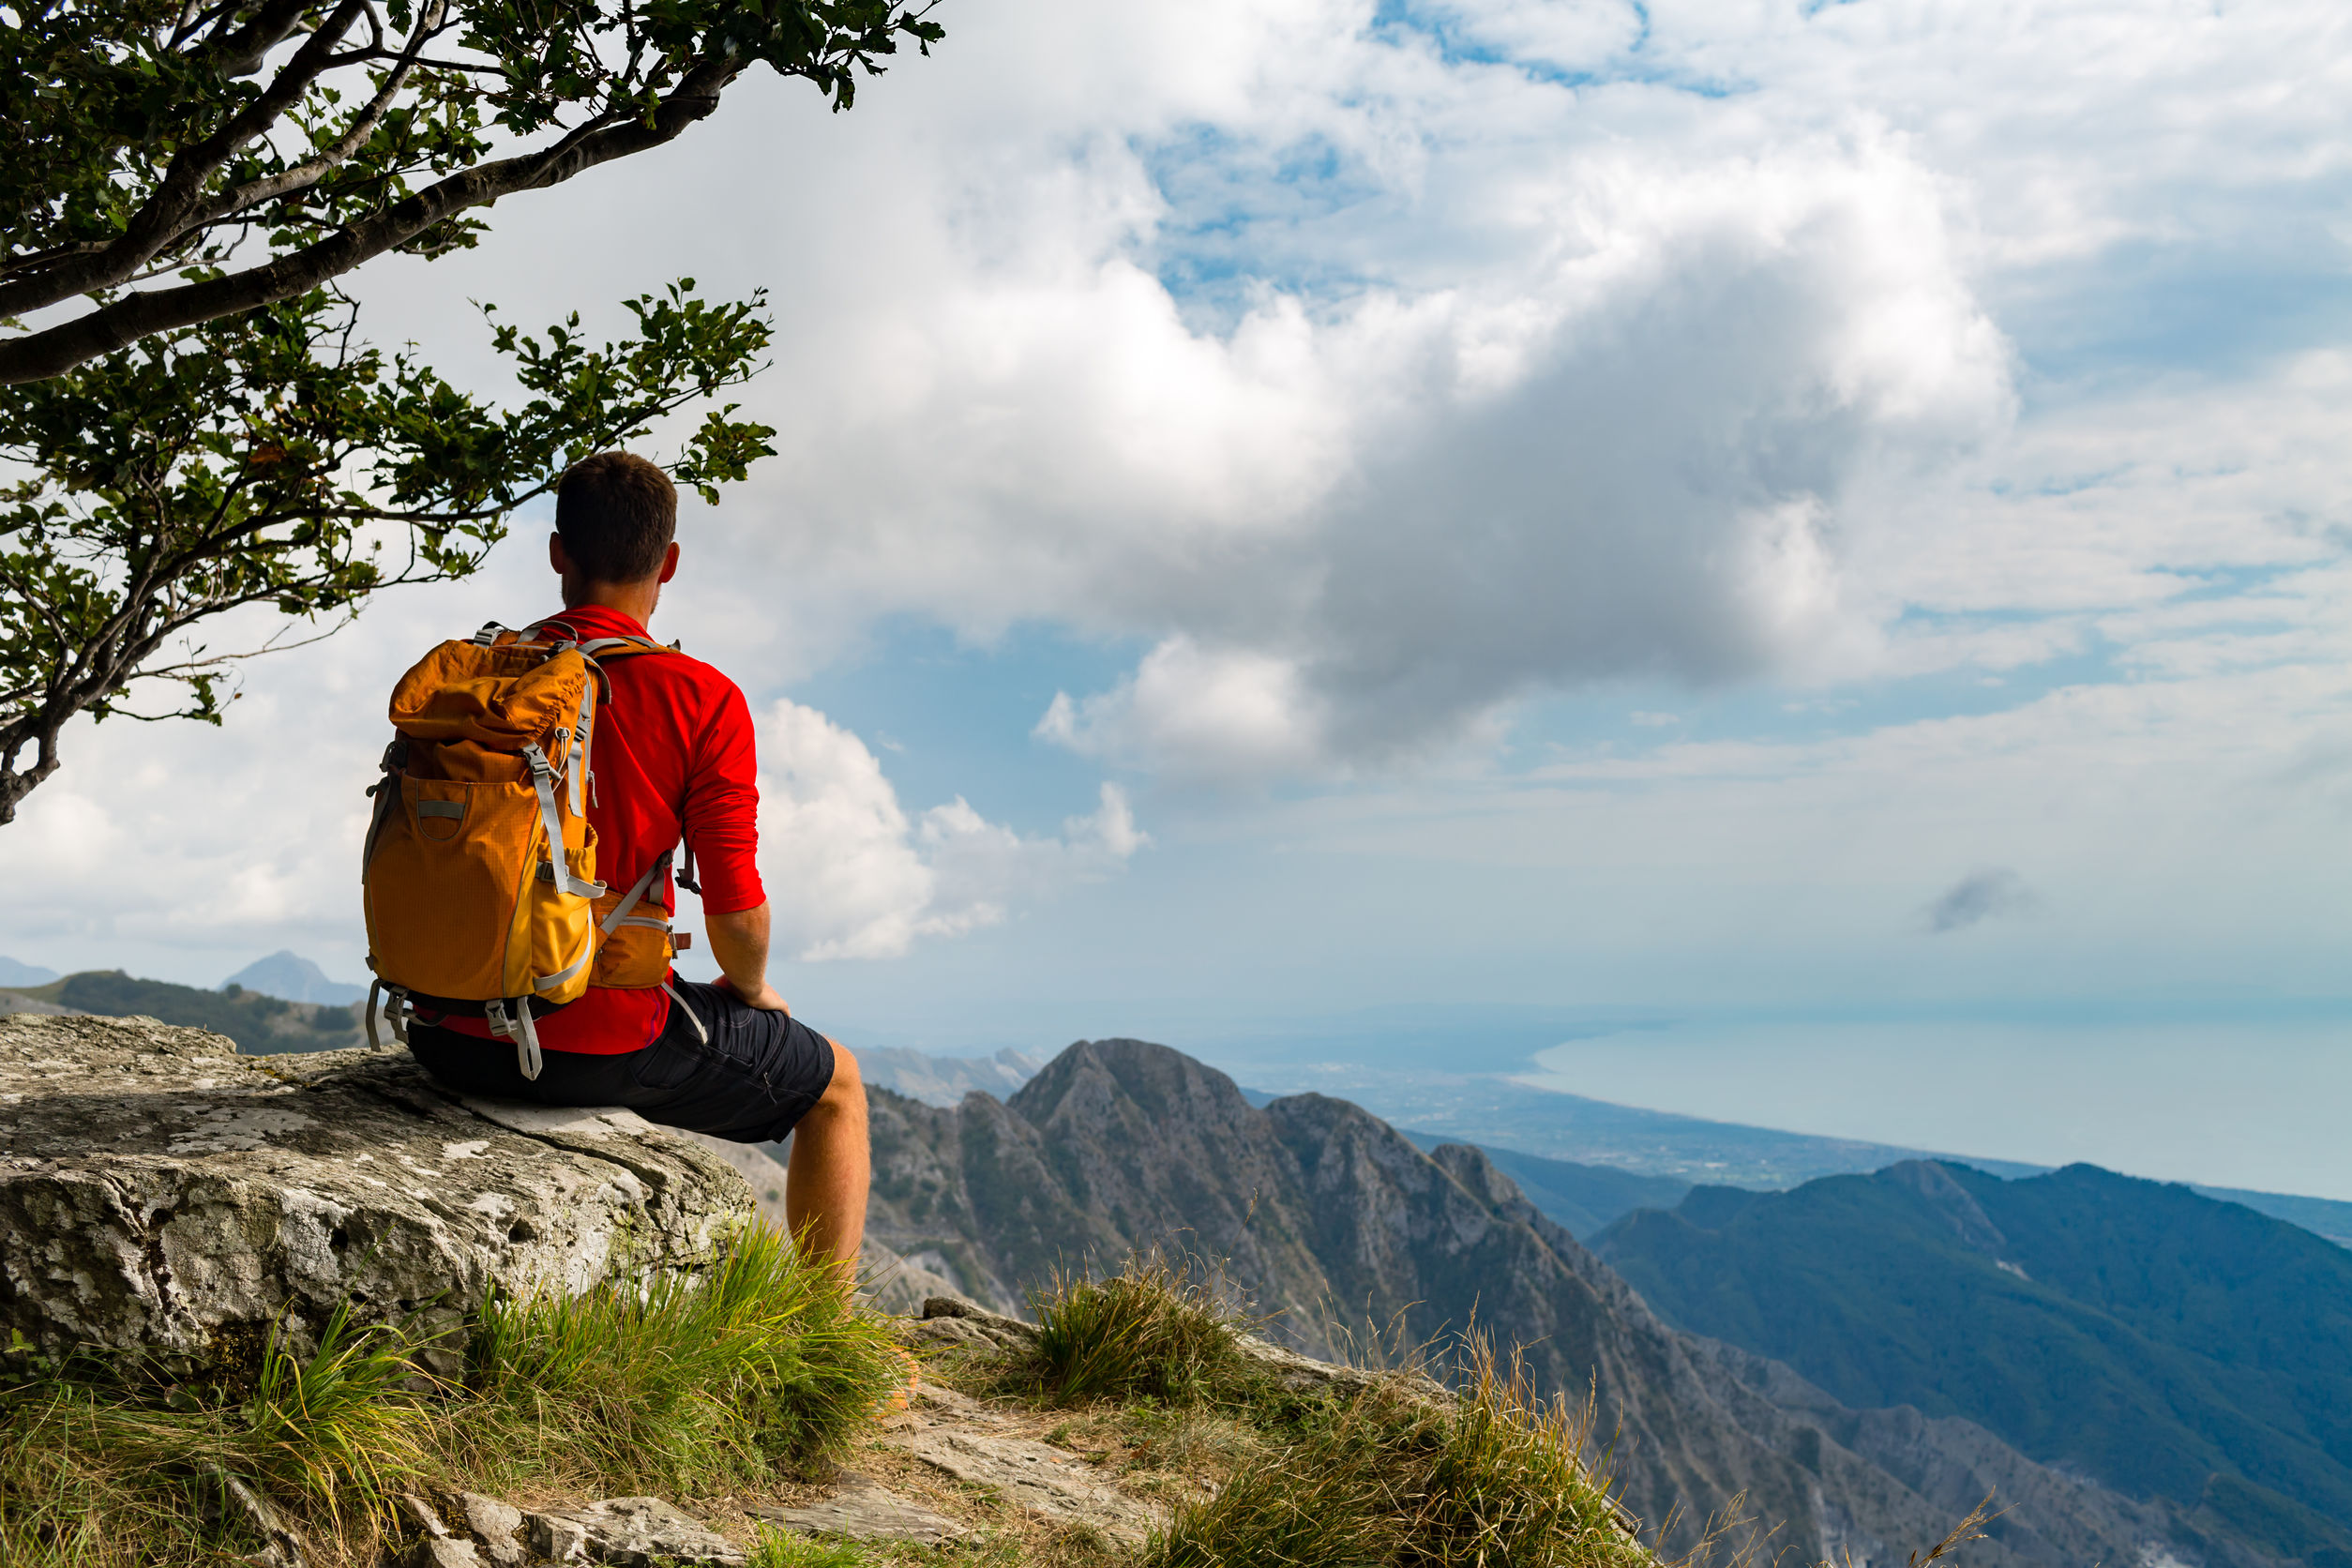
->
xmin=402 ymin=451 xmax=867 ymax=1272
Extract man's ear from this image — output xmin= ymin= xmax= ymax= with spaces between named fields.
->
xmin=549 ymin=532 xmax=571 ymax=575
xmin=657 ymin=539 xmax=681 ymax=584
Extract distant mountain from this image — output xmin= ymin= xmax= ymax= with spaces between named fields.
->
xmin=2194 ymin=1185 xmax=2352 ymax=1249
xmin=859 ymin=1038 xmax=2283 ymax=1568
xmin=854 ymin=1045 xmax=1047 ymax=1107
xmin=1 ymin=971 xmax=364 ymax=1053
xmin=1225 ymin=1060 xmax=2051 ymax=1187
xmin=221 ymin=951 xmax=369 ymax=1006
xmin=1591 ymin=1161 xmax=2352 ymax=1562
xmin=1399 ymin=1130 xmax=1692 ymax=1236
xmin=0 ymin=957 xmax=57 ymax=987
xmin=1236 ymin=1063 xmax=2352 ymax=1249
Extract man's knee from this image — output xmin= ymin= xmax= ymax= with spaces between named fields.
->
xmin=819 ymin=1037 xmax=863 ymax=1112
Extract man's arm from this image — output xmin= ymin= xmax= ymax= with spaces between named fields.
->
xmin=704 ymin=902 xmax=789 ymax=1013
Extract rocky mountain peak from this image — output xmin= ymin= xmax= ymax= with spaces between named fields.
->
xmin=1011 ymin=1036 xmax=1260 ymax=1128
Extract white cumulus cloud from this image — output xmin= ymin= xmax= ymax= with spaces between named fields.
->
xmin=756 ymin=700 xmax=1145 ymax=959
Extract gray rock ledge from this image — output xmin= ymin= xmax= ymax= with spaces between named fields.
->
xmin=0 ymin=1014 xmax=751 ymax=1368
xmin=755 ymin=1472 xmax=969 ymax=1544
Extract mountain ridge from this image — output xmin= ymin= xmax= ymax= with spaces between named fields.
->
xmin=0 ymin=969 xmax=364 ymax=1052
xmin=1591 ymin=1160 xmax=2352 ymax=1563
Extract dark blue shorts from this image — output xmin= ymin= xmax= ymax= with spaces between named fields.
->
xmin=404 ymin=979 xmax=836 ymax=1144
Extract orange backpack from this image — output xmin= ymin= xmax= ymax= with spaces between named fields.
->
xmin=360 ymin=620 xmax=704 ymax=1077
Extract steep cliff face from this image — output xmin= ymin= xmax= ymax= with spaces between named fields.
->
xmin=865 ymin=1038 xmax=2235 ymax=1568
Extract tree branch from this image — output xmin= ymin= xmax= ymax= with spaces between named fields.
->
xmin=0 ymin=0 xmax=372 ymax=322
xmin=173 ymin=2 xmax=450 ymax=241
xmin=204 ymin=0 xmax=326 ymax=80
xmin=0 ymin=240 xmax=111 ymax=282
xmin=0 ymin=54 xmax=738 ymax=385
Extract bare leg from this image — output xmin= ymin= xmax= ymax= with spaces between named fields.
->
xmin=786 ymin=1039 xmax=869 ymax=1274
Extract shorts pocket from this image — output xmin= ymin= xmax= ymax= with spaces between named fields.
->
xmin=629 ymin=1038 xmax=705 ymax=1093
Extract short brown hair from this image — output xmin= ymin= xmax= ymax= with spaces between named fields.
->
xmin=555 ymin=451 xmax=677 ymax=582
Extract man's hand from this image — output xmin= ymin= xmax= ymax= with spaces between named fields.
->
xmin=704 ymin=901 xmax=789 ymax=1014
xmin=717 ymin=974 xmax=792 ymax=1013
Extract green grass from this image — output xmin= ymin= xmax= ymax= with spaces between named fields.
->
xmin=750 ymin=1523 xmax=879 ymax=1566
xmin=0 ymin=1221 xmax=900 ymax=1567
xmin=457 ymin=1219 xmax=898 ymax=1493
xmin=0 ymin=1303 xmax=430 ymax=1566
xmin=1027 ymin=1250 xmax=1259 ymax=1407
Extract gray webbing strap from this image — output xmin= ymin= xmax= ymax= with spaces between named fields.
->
xmin=362 ymin=983 xmax=411 ymax=1050
xmin=487 ymin=997 xmax=543 ymax=1080
xmin=533 ymin=945 xmax=592 ymax=993
xmin=600 ymin=852 xmax=671 ymax=937
xmin=660 ymin=981 xmax=710 ymax=1047
xmin=566 ymin=673 xmax=594 ymax=817
xmin=523 ymin=744 xmax=605 ymax=900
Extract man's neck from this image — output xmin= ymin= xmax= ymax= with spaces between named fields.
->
xmin=560 ymin=576 xmax=659 ymax=627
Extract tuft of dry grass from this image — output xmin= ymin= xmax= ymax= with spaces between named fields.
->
xmin=1027 ymin=1249 xmax=1261 ymax=1408
xmin=1907 ymin=1495 xmax=2003 ymax=1568
xmin=1143 ymin=1330 xmax=1658 ymax=1568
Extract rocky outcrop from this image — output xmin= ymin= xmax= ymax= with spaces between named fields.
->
xmin=0 ymin=1013 xmax=750 ymax=1369
xmin=525 ymin=1497 xmax=744 ymax=1566
xmin=390 ymin=1490 xmax=752 ymax=1567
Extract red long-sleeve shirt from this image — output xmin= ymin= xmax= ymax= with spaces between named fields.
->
xmin=439 ymin=604 xmax=765 ymax=1053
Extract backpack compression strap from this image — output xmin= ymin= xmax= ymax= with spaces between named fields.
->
xmin=523 ymin=743 xmax=606 ymax=900
xmin=363 ymin=979 xmax=414 ymax=1051
xmin=486 ymin=997 xmax=542 ymax=1079
xmin=597 ymin=847 xmax=713 ymax=1048
xmin=601 ymin=851 xmax=672 ymax=938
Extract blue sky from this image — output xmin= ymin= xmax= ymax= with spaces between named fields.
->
xmin=6 ymin=0 xmax=2350 ymax=1196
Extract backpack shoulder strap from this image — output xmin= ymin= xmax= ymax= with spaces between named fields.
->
xmin=577 ymin=635 xmax=678 ymax=661
xmin=515 ymin=617 xmax=677 ymax=663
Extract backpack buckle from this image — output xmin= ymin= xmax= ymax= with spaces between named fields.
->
xmin=485 ymin=998 xmax=542 ymax=1080
xmin=364 ymin=983 xmax=411 ymax=1050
